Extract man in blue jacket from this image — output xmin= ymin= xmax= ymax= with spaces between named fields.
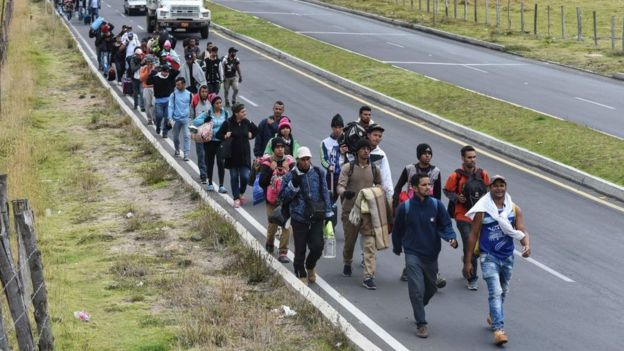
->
xmin=168 ymin=77 xmax=192 ymax=161
xmin=392 ymin=173 xmax=458 ymax=339
xmin=279 ymin=147 xmax=333 ymax=286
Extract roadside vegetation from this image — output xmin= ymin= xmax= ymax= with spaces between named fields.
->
xmin=314 ymin=0 xmax=624 ymax=76
xmin=208 ymin=1 xmax=624 ymax=187
xmin=0 ymin=1 xmax=353 ymax=349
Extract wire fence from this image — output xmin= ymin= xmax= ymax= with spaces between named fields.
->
xmin=0 ymin=0 xmax=14 ymax=64
xmin=387 ymin=0 xmax=624 ymax=50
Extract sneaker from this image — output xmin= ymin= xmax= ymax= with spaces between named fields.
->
xmin=342 ymin=265 xmax=352 ymax=277
xmin=400 ymin=268 xmax=407 ymax=281
xmin=265 ymin=243 xmax=274 ymax=254
xmin=277 ymin=254 xmax=290 ymax=263
xmin=436 ymin=274 xmax=447 ymax=289
xmin=467 ymin=280 xmax=478 ymax=291
xmin=362 ymin=278 xmax=376 ymax=290
xmin=162 ymin=134 xmax=168 ymax=139
xmin=140 ymin=107 xmax=145 ymax=112
xmin=299 ymin=276 xmax=308 ymax=286
xmin=416 ymin=325 xmax=429 ymax=338
xmin=493 ymin=330 xmax=508 ymax=346
xmin=183 ymin=154 xmax=190 ymax=162
xmin=206 ymin=184 xmax=215 ymax=192
xmin=233 ymin=199 xmax=240 ymax=208
xmin=156 ymin=127 xmax=160 ymax=134
xmin=200 ymin=178 xmax=207 ymax=184
xmin=147 ymin=119 xmax=153 ymax=126
xmin=307 ymin=268 xmax=316 ymax=284
xmin=174 ymin=150 xmax=180 ymax=157
xmin=218 ymin=186 xmax=227 ymax=194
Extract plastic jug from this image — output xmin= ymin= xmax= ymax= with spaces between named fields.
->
xmin=323 ymin=221 xmax=336 ymax=258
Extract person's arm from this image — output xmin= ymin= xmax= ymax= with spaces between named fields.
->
xmin=443 ymin=172 xmax=459 ymax=202
xmin=391 ymin=204 xmax=405 ymax=255
xmin=195 ymin=63 xmax=207 ymax=86
xmin=463 ymin=212 xmax=484 ymax=279
xmin=433 ymin=170 xmax=442 ymax=200
xmin=392 ymin=167 xmax=408 ymax=207
xmin=253 ymin=121 xmax=266 ymax=157
xmin=235 ymin=61 xmax=242 ymax=82
xmin=514 ymin=206 xmax=531 ymax=257
xmin=216 ymin=120 xmax=229 ymax=140
xmin=258 ymin=164 xmax=272 ymax=189
xmin=319 ymin=141 xmax=330 ymax=170
xmin=318 ymin=168 xmax=333 ymax=217
xmin=248 ymin=121 xmax=258 ymax=139
xmin=279 ymin=171 xmax=300 ymax=203
xmin=336 ymin=164 xmax=350 ymax=196
xmin=380 ymin=156 xmax=394 ymax=199
xmin=168 ymin=92 xmax=174 ymax=120
xmin=436 ymin=200 xmax=458 ymax=246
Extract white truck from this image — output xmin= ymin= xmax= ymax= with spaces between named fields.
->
xmin=146 ymin=0 xmax=211 ymax=39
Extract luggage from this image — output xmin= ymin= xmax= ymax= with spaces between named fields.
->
xmin=122 ymin=78 xmax=133 ymax=95
xmin=83 ymin=14 xmax=92 ymax=25
xmin=90 ymin=16 xmax=105 ymax=31
xmin=107 ymin=68 xmax=116 ymax=82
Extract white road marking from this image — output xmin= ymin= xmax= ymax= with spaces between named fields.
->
xmin=385 ymin=41 xmax=404 ymax=48
xmin=238 ymin=95 xmax=258 ymax=107
xmin=514 ymin=250 xmax=575 ymax=282
xmin=244 ymin=11 xmax=298 ymax=15
xmin=296 ymin=31 xmax=410 ymax=36
xmin=462 ymin=64 xmax=488 ymax=73
xmin=574 ymin=97 xmax=616 ymax=110
xmin=137 ymin=25 xmax=144 ymax=30
xmin=116 ymin=9 xmax=126 ymax=17
xmin=382 ymin=61 xmax=526 ymax=66
xmin=106 ymin=3 xmax=111 ymax=7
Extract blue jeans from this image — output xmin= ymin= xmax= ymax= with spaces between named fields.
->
xmin=405 ymin=254 xmax=439 ymax=326
xmin=229 ymin=166 xmax=250 ymax=200
xmin=89 ymin=7 xmax=98 ymax=18
xmin=481 ymin=254 xmax=514 ymax=331
xmin=154 ymin=101 xmax=169 ymax=135
xmin=172 ymin=119 xmax=190 ymax=155
xmin=195 ymin=141 xmax=206 ymax=180
xmin=457 ymin=220 xmax=478 ymax=283
xmin=132 ymin=79 xmax=143 ymax=109
xmin=100 ymin=51 xmax=110 ymax=74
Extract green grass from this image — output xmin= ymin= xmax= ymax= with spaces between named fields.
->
xmin=208 ymin=1 xmax=624 ymax=186
xmin=312 ymin=0 xmax=624 ymax=75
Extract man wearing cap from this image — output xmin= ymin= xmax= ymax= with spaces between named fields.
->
xmin=147 ymin=64 xmax=179 ymax=138
xmin=121 ymin=28 xmax=140 ymax=59
xmin=259 ymin=137 xmax=295 ymax=263
xmin=279 ymin=147 xmax=333 ymax=285
xmin=221 ymin=47 xmax=242 ymax=107
xmin=392 ymin=173 xmax=458 ymax=339
xmin=127 ymin=47 xmax=145 ymax=111
xmin=204 ymin=46 xmax=222 ymax=94
xmin=337 ymin=139 xmax=382 ymax=290
xmin=168 ymin=77 xmax=192 ymax=161
xmin=177 ymin=52 xmax=206 ymax=94
xmin=393 ymin=143 xmax=447 ymax=287
xmin=367 ymin=123 xmax=393 ymax=201
xmin=320 ymin=113 xmax=347 ymax=203
xmin=463 ymin=175 xmax=531 ymax=346
xmin=140 ymin=55 xmax=158 ymax=123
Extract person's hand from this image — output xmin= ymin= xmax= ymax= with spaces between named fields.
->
xmin=328 ymin=165 xmax=335 ymax=173
xmin=343 ymin=190 xmax=356 ymax=200
xmin=449 ymin=239 xmax=458 ymax=249
xmin=393 ymin=248 xmax=401 ymax=256
xmin=340 ymin=144 xmax=349 ymax=154
xmin=458 ymin=194 xmax=467 ymax=204
xmin=224 ymin=131 xmax=232 ymax=139
xmin=238 ymin=77 xmax=242 ymax=83
xmin=463 ymin=263 xmax=473 ymax=280
xmin=291 ymin=173 xmax=301 ymax=187
xmin=248 ymin=132 xmax=252 ymax=139
xmin=270 ymin=161 xmax=277 ymax=170
xmin=521 ymin=245 xmax=531 ymax=258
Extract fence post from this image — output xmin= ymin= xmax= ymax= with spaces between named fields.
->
xmin=464 ymin=0 xmax=467 ymax=21
xmin=561 ymin=5 xmax=565 ymax=38
xmin=0 ymin=196 xmax=34 ymax=350
xmin=411 ymin=0 xmax=414 ymax=10
xmin=496 ymin=0 xmax=500 ymax=27
xmin=427 ymin=0 xmax=430 ymax=13
xmin=533 ymin=3 xmax=538 ymax=36
xmin=520 ymin=2 xmax=525 ymax=33
xmin=547 ymin=5 xmax=551 ymax=37
xmin=445 ymin=0 xmax=449 ymax=18
xmin=419 ymin=0 xmax=422 ymax=11
xmin=13 ymin=200 xmax=54 ymax=351
xmin=507 ymin=0 xmax=511 ymax=30
xmin=592 ymin=11 xmax=597 ymax=46
xmin=576 ymin=7 xmax=582 ymax=41
xmin=0 ymin=176 xmax=12 ymax=351
xmin=454 ymin=0 xmax=457 ymax=18
xmin=485 ymin=0 xmax=488 ymax=25
xmin=474 ymin=0 xmax=478 ymax=22
xmin=433 ymin=0 xmax=437 ymax=24
xmin=611 ymin=16 xmax=616 ymax=49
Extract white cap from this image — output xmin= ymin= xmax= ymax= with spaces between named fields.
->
xmin=297 ymin=146 xmax=312 ymax=159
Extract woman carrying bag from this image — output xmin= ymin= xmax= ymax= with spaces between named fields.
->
xmin=217 ymin=103 xmax=258 ymax=208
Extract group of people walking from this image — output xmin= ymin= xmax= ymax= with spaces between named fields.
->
xmin=80 ymin=16 xmax=531 ymax=345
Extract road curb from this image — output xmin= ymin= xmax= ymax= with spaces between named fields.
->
xmin=53 ymin=8 xmax=379 ymax=351
xmin=299 ymin=0 xmax=505 ymax=51
xmin=212 ymin=23 xmax=624 ymax=203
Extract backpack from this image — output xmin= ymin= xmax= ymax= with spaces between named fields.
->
xmin=340 ymin=121 xmax=366 ymax=155
xmin=346 ymin=160 xmax=378 ymax=180
xmin=265 ymin=157 xmax=294 ymax=205
xmin=447 ymin=169 xmax=487 ymax=217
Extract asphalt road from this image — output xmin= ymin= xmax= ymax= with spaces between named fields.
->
xmin=63 ymin=4 xmax=624 ymax=350
xmin=213 ymin=0 xmax=624 ymax=139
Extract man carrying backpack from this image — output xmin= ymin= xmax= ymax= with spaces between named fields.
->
xmin=259 ymin=138 xmax=295 ymax=263
xmin=168 ymin=77 xmax=192 ymax=161
xmin=221 ymin=47 xmax=242 ymax=108
xmin=337 ymin=139 xmax=382 ymax=290
xmin=444 ymin=145 xmax=490 ymax=291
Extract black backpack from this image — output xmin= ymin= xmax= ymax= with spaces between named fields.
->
xmin=340 ymin=121 xmax=366 ymax=155
xmin=457 ymin=168 xmax=487 ymax=209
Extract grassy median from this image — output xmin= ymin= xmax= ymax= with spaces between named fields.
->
xmin=0 ymin=1 xmax=353 ymax=349
xmin=313 ymin=0 xmax=624 ymax=76
xmin=208 ymin=1 xmax=624 ymax=187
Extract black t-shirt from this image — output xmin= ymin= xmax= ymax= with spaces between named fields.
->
xmin=222 ymin=56 xmax=240 ymax=79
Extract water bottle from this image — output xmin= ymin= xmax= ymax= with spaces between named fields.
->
xmin=323 ymin=221 xmax=336 ymax=258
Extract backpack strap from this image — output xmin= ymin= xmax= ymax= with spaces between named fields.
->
xmin=403 ymin=198 xmax=410 ymax=225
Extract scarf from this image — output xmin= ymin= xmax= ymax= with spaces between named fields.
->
xmin=465 ymin=192 xmax=525 ymax=240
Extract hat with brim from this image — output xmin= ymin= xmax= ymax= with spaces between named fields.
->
xmin=297 ymin=146 xmax=312 ymax=159
xmin=490 ymin=174 xmax=507 ymax=185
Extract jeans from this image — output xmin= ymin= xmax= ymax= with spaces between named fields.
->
xmin=291 ymin=220 xmax=324 ymax=278
xmin=195 ymin=141 xmax=206 ymax=180
xmin=229 ymin=166 xmax=250 ymax=200
xmin=154 ymin=101 xmax=169 ymax=136
xmin=405 ymin=254 xmax=439 ymax=326
xmin=132 ymin=78 xmax=143 ymax=109
xmin=100 ymin=51 xmax=110 ymax=74
xmin=481 ymin=254 xmax=514 ymax=331
xmin=142 ymin=87 xmax=154 ymax=122
xmin=89 ymin=7 xmax=98 ymax=18
xmin=172 ymin=119 xmax=191 ymax=155
xmin=207 ymin=81 xmax=220 ymax=94
xmin=457 ymin=220 xmax=478 ymax=283
xmin=204 ymin=140 xmax=224 ymax=185
xmin=115 ymin=57 xmax=125 ymax=83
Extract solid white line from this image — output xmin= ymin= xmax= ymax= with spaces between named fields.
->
xmin=106 ymin=3 xmax=111 ymax=7
xmin=137 ymin=25 xmax=144 ymax=30
xmin=238 ymin=95 xmax=258 ymax=107
xmin=296 ymin=31 xmax=410 ymax=36
xmin=574 ymin=97 xmax=616 ymax=110
xmin=462 ymin=64 xmax=488 ymax=73
xmin=383 ymin=61 xmax=525 ymax=66
xmin=514 ymin=250 xmax=575 ymax=283
xmin=385 ymin=41 xmax=405 ymax=48
xmin=244 ymin=11 xmax=298 ymax=15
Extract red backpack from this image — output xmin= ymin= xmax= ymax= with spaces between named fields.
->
xmin=263 ymin=156 xmax=294 ymax=205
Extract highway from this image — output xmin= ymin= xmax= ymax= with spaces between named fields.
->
xmin=63 ymin=3 xmax=624 ymax=350
xmin=214 ymin=0 xmax=624 ymax=139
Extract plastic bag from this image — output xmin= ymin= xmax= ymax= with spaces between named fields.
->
xmin=252 ymin=174 xmax=264 ymax=205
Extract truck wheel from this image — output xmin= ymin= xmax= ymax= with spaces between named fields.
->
xmin=200 ymin=26 xmax=209 ymax=39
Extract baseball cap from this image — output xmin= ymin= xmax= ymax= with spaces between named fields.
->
xmin=228 ymin=47 xmax=238 ymax=53
xmin=490 ymin=175 xmax=507 ymax=185
xmin=297 ymin=146 xmax=312 ymax=159
xmin=184 ymin=53 xmax=193 ymax=60
xmin=367 ymin=123 xmax=385 ymax=133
